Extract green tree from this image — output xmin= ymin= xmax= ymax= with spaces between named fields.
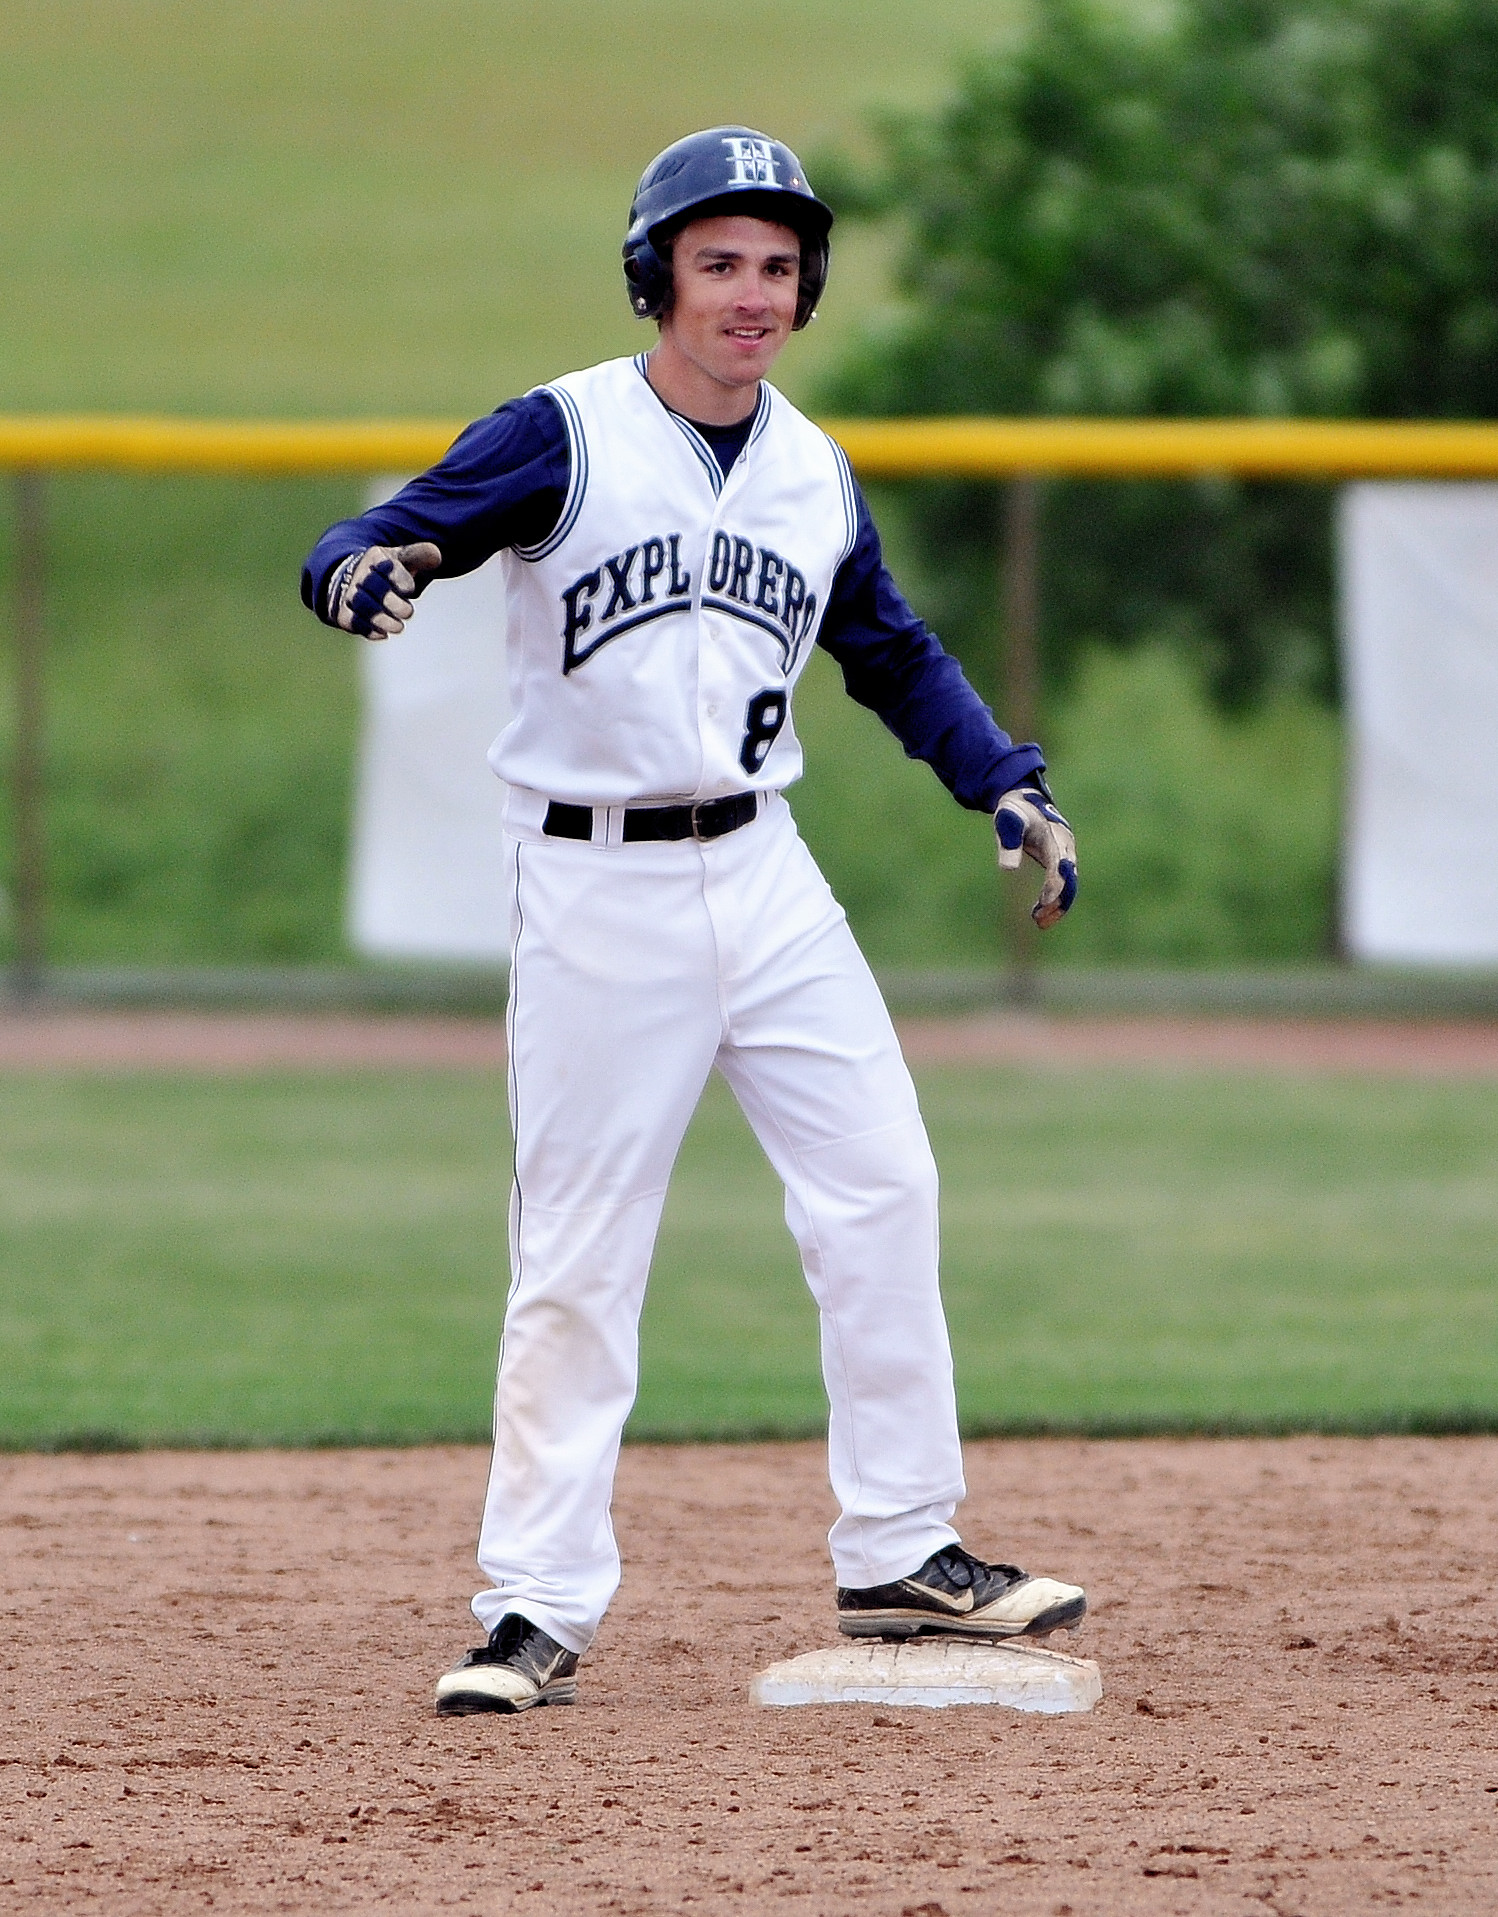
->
xmin=819 ymin=0 xmax=1498 ymax=706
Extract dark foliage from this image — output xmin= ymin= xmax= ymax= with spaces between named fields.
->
xmin=817 ymin=0 xmax=1498 ymax=706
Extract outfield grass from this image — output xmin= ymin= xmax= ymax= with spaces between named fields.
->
xmin=3 ymin=1063 xmax=1494 ymax=1451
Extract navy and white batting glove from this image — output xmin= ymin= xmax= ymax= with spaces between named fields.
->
xmin=995 ymin=776 xmax=1078 ymax=930
xmin=326 ymin=542 xmax=442 ymax=639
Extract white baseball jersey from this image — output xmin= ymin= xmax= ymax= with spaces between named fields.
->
xmin=489 ymin=354 xmax=858 ymax=807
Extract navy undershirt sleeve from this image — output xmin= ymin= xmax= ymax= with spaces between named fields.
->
xmin=816 ymin=482 xmax=1045 ymax=811
xmin=300 ymin=390 xmax=571 ymax=620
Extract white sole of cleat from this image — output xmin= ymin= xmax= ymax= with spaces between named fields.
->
xmin=434 ymin=1676 xmax=577 ymax=1715
xmin=838 ymin=1590 xmax=1087 ymax=1641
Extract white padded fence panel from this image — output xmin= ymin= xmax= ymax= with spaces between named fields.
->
xmin=347 ymin=478 xmax=512 ymax=960
xmin=1341 ymin=483 xmax=1498 ymax=964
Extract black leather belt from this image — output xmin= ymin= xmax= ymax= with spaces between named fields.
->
xmin=543 ymin=792 xmax=759 ymax=845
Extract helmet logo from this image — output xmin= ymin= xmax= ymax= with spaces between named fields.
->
xmin=722 ymin=135 xmax=780 ymax=186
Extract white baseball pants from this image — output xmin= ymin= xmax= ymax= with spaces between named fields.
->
xmin=472 ymin=792 xmax=966 ymax=1653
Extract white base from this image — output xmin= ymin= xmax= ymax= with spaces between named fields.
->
xmin=752 ymin=1638 xmax=1102 ymax=1713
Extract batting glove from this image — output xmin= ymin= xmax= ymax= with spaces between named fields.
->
xmin=995 ymin=776 xmax=1078 ymax=930
xmin=326 ymin=542 xmax=442 ymax=639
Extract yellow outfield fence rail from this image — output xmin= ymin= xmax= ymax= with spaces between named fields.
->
xmin=830 ymin=416 xmax=1498 ymax=479
xmin=4 ymin=411 xmax=1498 ymax=998
xmin=4 ymin=413 xmax=1498 ymax=477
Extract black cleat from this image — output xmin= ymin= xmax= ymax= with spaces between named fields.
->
xmin=434 ymin=1613 xmax=580 ymax=1715
xmin=837 ymin=1544 xmax=1086 ymax=1641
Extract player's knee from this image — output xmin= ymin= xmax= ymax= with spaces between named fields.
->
xmin=888 ymin=1133 xmax=940 ymax=1224
xmin=810 ymin=1120 xmax=939 ymax=1223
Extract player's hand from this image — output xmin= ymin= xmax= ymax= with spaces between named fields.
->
xmin=995 ymin=777 xmax=1077 ymax=930
xmin=328 ymin=542 xmax=442 ymax=639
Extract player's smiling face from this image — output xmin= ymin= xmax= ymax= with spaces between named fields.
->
xmin=649 ymin=214 xmax=802 ymax=424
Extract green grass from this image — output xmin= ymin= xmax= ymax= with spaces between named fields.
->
xmin=3 ymin=1064 xmax=1496 ymax=1450
xmin=5 ymin=474 xmax=362 ymax=962
xmin=0 ymin=0 xmax=1015 ymax=417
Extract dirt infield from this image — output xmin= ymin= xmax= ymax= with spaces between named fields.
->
xmin=4 ymin=1438 xmax=1498 ymax=1914
xmin=3 ymin=1005 xmax=1498 ymax=1075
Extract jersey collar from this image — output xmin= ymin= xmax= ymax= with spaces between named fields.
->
xmin=633 ymin=353 xmax=771 ymax=497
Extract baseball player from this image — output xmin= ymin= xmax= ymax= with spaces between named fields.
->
xmin=303 ymin=127 xmax=1083 ymax=1716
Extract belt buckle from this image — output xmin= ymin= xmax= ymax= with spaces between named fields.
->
xmin=689 ymin=800 xmax=717 ymax=843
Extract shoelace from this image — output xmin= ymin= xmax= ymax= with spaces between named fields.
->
xmin=487 ymin=1614 xmax=533 ymax=1660
xmin=926 ymin=1546 xmax=1025 ymax=1593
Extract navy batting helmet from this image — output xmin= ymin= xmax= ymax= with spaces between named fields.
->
xmin=623 ymin=127 xmax=833 ymax=330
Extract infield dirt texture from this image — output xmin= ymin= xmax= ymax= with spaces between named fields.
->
xmin=5 ymin=1436 xmax=1498 ymax=1914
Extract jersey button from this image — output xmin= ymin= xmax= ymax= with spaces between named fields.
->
xmin=706 ymin=702 xmax=720 ymax=717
